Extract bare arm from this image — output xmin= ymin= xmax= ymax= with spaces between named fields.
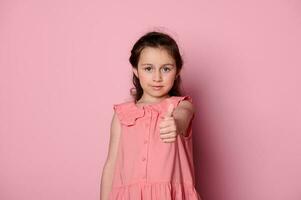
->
xmin=173 ymin=100 xmax=195 ymax=137
xmin=100 ymin=111 xmax=121 ymax=200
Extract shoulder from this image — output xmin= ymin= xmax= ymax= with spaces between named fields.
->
xmin=112 ymin=100 xmax=134 ymax=121
xmin=113 ymin=99 xmax=144 ymax=126
xmin=113 ymin=100 xmax=134 ymax=111
xmin=173 ymin=95 xmax=195 ymax=113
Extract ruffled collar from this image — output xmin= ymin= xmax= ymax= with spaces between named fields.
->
xmin=133 ymin=96 xmax=173 ymax=109
xmin=119 ymin=97 xmax=173 ymax=126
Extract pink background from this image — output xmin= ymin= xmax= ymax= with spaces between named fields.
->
xmin=1 ymin=0 xmax=301 ymax=199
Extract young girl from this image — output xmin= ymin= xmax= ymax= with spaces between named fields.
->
xmin=100 ymin=31 xmax=202 ymax=200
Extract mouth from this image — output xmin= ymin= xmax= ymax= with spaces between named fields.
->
xmin=151 ymin=86 xmax=163 ymax=90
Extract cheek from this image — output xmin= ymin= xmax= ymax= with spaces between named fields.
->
xmin=138 ymin=73 xmax=151 ymax=84
xmin=164 ymin=73 xmax=176 ymax=82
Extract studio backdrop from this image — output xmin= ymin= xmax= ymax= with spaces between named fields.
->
xmin=1 ymin=0 xmax=300 ymax=200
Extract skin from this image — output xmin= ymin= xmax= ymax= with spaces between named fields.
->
xmin=100 ymin=46 xmax=195 ymax=200
xmin=133 ymin=46 xmax=178 ymax=103
xmin=133 ymin=46 xmax=195 ymax=142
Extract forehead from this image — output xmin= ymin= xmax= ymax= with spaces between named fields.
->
xmin=139 ymin=47 xmax=175 ymax=64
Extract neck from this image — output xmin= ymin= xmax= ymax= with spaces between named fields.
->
xmin=137 ymin=95 xmax=170 ymax=104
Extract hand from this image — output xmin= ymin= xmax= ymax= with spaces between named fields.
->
xmin=159 ymin=100 xmax=178 ymax=143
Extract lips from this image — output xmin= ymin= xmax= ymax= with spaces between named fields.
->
xmin=152 ymin=86 xmax=163 ymax=90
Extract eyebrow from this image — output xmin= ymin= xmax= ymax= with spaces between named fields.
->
xmin=141 ymin=63 xmax=175 ymax=67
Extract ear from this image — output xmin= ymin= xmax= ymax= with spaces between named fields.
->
xmin=175 ymin=70 xmax=181 ymax=79
xmin=133 ymin=67 xmax=139 ymax=79
xmin=176 ymin=68 xmax=181 ymax=77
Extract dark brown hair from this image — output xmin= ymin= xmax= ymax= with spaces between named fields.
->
xmin=129 ymin=31 xmax=184 ymax=102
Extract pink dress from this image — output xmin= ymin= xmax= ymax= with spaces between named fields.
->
xmin=109 ymin=95 xmax=202 ymax=200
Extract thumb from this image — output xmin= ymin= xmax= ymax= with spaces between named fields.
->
xmin=165 ymin=102 xmax=174 ymax=118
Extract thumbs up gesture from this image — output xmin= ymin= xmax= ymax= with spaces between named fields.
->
xmin=159 ymin=100 xmax=178 ymax=143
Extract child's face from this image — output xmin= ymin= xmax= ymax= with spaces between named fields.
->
xmin=133 ymin=47 xmax=178 ymax=99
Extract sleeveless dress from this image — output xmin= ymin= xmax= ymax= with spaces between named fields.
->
xmin=109 ymin=95 xmax=202 ymax=200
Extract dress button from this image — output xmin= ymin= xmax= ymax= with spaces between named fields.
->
xmin=144 ymin=140 xmax=148 ymax=144
xmin=142 ymin=157 xmax=146 ymax=161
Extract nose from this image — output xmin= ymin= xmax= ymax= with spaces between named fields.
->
xmin=152 ymin=69 xmax=162 ymax=82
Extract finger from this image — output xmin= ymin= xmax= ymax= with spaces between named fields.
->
xmin=165 ymin=102 xmax=174 ymax=118
xmin=160 ymin=127 xmax=177 ymax=135
xmin=162 ymin=137 xmax=177 ymax=143
xmin=159 ymin=118 xmax=174 ymax=128
xmin=160 ymin=132 xmax=177 ymax=140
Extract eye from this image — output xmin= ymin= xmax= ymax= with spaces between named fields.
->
xmin=144 ymin=66 xmax=152 ymax=72
xmin=162 ymin=67 xmax=171 ymax=72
